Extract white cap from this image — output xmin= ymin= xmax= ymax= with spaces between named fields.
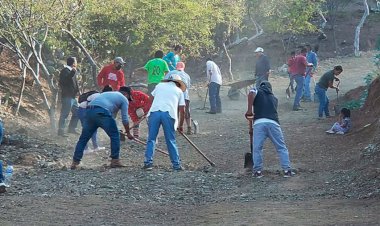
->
xmin=254 ymin=47 xmax=264 ymax=53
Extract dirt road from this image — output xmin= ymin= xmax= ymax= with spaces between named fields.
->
xmin=0 ymin=53 xmax=379 ymax=225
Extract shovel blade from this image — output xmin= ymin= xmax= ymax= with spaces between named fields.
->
xmin=192 ymin=119 xmax=199 ymax=134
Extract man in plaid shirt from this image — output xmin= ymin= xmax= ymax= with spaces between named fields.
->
xmin=123 ymin=87 xmax=152 ymax=138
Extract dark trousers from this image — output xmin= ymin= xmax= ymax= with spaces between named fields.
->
xmin=209 ymin=82 xmax=221 ymax=113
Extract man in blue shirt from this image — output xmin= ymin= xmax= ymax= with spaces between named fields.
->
xmin=303 ymin=44 xmax=318 ymax=102
xmin=254 ymin=47 xmax=271 ymax=87
xmin=71 ymin=88 xmax=134 ymax=169
xmin=163 ymin=44 xmax=183 ymax=71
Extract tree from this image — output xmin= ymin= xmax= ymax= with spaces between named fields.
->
xmin=354 ymin=0 xmax=370 ymax=56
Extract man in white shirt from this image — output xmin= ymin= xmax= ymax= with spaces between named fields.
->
xmin=143 ymin=74 xmax=186 ymax=171
xmin=206 ymin=58 xmax=222 ymax=114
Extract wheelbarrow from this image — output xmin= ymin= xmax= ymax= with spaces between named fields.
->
xmin=224 ymin=79 xmax=256 ymax=100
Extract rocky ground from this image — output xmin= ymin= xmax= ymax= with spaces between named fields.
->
xmin=0 ymin=52 xmax=379 ymax=225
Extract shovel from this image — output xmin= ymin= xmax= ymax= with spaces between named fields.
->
xmin=333 ymin=80 xmax=341 ymax=116
xmin=244 ymin=119 xmax=254 ymax=169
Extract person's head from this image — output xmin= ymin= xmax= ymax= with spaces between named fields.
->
xmin=119 ymin=86 xmax=133 ymax=101
xmin=305 ymin=44 xmax=312 ymax=51
xmin=333 ymin=65 xmax=343 ymax=75
xmin=174 ymin=44 xmax=183 ymax=54
xmin=290 ymin=51 xmax=296 ymax=57
xmin=162 ymin=73 xmax=186 ymax=92
xmin=176 ymin=62 xmax=185 ymax=71
xmin=259 ymin=81 xmax=273 ymax=93
xmin=102 ymin=85 xmax=113 ymax=92
xmin=113 ymin=57 xmax=125 ymax=70
xmin=67 ymin=57 xmax=77 ymax=67
xmin=300 ymin=47 xmax=307 ymax=55
xmin=154 ymin=50 xmax=164 ymax=59
xmin=206 ymin=57 xmax=212 ymax=62
xmin=340 ymin=107 xmax=351 ymax=118
xmin=254 ymin=47 xmax=264 ymax=57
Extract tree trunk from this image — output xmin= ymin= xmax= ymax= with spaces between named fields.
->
xmin=222 ymin=42 xmax=234 ymax=81
xmin=14 ymin=65 xmax=27 ymax=116
xmin=354 ymin=0 xmax=370 ymax=57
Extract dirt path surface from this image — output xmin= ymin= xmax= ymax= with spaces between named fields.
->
xmin=0 ymin=53 xmax=379 ymax=225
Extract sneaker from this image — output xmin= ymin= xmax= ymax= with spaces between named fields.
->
xmin=253 ymin=171 xmax=263 ymax=178
xmin=142 ymin=164 xmax=153 ymax=171
xmin=186 ymin=127 xmax=193 ymax=135
xmin=0 ymin=183 xmax=6 ymax=193
xmin=84 ymin=148 xmax=94 ymax=154
xmin=206 ymin=111 xmax=216 ymax=114
xmin=173 ymin=166 xmax=184 ymax=171
xmin=325 ymin=130 xmax=335 ymax=134
xmin=94 ymin=147 xmax=106 ymax=152
xmin=283 ymin=170 xmax=295 ymax=178
xmin=57 ymin=130 xmax=68 ymax=137
xmin=336 ymin=131 xmax=344 ymax=135
xmin=70 ymin=161 xmax=80 ymax=170
xmin=292 ymin=107 xmax=302 ymax=111
xmin=68 ymin=129 xmax=80 ymax=135
xmin=326 ymin=115 xmax=334 ymax=118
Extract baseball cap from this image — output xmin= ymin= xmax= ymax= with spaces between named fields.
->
xmin=114 ymin=57 xmax=126 ymax=64
xmin=176 ymin=62 xmax=185 ymax=71
xmin=254 ymin=47 xmax=264 ymax=53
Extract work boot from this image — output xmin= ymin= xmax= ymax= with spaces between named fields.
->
xmin=68 ymin=129 xmax=80 ymax=135
xmin=110 ymin=159 xmax=125 ymax=168
xmin=70 ymin=160 xmax=80 ymax=170
xmin=58 ymin=129 xmax=68 ymax=137
xmin=186 ymin=127 xmax=193 ymax=135
xmin=0 ymin=183 xmax=6 ymax=193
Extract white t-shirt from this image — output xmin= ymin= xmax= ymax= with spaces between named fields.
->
xmin=249 ymin=88 xmax=279 ymax=126
xmin=165 ymin=70 xmax=191 ymax=100
xmin=206 ymin=60 xmax=222 ymax=85
xmin=148 ymin=82 xmax=185 ymax=130
xmin=79 ymin=93 xmax=101 ymax=108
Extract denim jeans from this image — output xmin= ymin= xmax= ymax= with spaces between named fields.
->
xmin=293 ymin=75 xmax=305 ymax=109
xmin=252 ymin=122 xmax=291 ymax=172
xmin=58 ymin=97 xmax=79 ymax=132
xmin=288 ymin=73 xmax=295 ymax=92
xmin=303 ymin=74 xmax=312 ymax=101
xmin=209 ymin=82 xmax=221 ymax=113
xmin=73 ymin=107 xmax=120 ymax=162
xmin=0 ymin=121 xmax=3 ymax=145
xmin=315 ymin=84 xmax=330 ymax=117
xmin=78 ymin=108 xmax=99 ymax=149
xmin=0 ymin=160 xmax=4 ymax=183
xmin=144 ymin=111 xmax=181 ymax=169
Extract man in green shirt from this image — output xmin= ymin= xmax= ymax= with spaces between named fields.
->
xmin=315 ymin=65 xmax=343 ymax=119
xmin=134 ymin=50 xmax=169 ymax=95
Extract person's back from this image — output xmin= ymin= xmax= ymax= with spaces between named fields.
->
xmin=206 ymin=60 xmax=222 ymax=84
xmin=255 ymin=54 xmax=270 ymax=77
xmin=294 ymin=54 xmax=307 ymax=75
xmin=149 ymin=82 xmax=183 ymax=116
xmin=253 ymin=84 xmax=279 ymax=124
xmin=145 ymin=58 xmax=169 ymax=84
xmin=89 ymin=91 xmax=129 ymax=117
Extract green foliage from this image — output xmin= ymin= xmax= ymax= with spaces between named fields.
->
xmin=246 ymin=0 xmax=324 ymax=34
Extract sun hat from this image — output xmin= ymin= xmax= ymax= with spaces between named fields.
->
xmin=176 ymin=62 xmax=185 ymax=71
xmin=162 ymin=73 xmax=186 ymax=92
xmin=254 ymin=47 xmax=264 ymax=53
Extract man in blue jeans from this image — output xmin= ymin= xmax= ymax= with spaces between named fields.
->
xmin=206 ymin=58 xmax=222 ymax=114
xmin=293 ymin=48 xmax=308 ymax=111
xmin=58 ymin=57 xmax=80 ymax=137
xmin=315 ymin=66 xmax=343 ymax=119
xmin=143 ymin=73 xmax=186 ymax=170
xmin=71 ymin=87 xmax=134 ymax=169
xmin=245 ymin=81 xmax=293 ymax=178
xmin=302 ymin=44 xmax=318 ymax=102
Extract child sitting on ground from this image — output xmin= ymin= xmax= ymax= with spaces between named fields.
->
xmin=326 ymin=108 xmax=352 ymax=135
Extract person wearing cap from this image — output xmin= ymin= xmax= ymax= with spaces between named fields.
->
xmin=254 ymin=47 xmax=271 ymax=87
xmin=97 ymin=57 xmax=126 ymax=91
xmin=134 ymin=50 xmax=169 ymax=95
xmin=143 ymin=73 xmax=186 ymax=171
xmin=164 ymin=62 xmax=193 ymax=134
xmin=293 ymin=47 xmax=309 ymax=111
xmin=57 ymin=57 xmax=80 ymax=137
xmin=163 ymin=44 xmax=183 ymax=71
xmin=71 ymin=87 xmax=134 ymax=170
xmin=302 ymin=44 xmax=318 ymax=102
xmin=122 ymin=87 xmax=152 ymax=138
xmin=245 ymin=81 xmax=293 ymax=178
xmin=206 ymin=58 xmax=223 ymax=114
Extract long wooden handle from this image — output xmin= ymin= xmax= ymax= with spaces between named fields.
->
xmin=133 ymin=138 xmax=169 ymax=156
xmin=179 ymin=131 xmax=216 ymax=167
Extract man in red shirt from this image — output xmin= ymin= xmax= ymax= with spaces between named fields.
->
xmin=97 ymin=57 xmax=126 ymax=91
xmin=287 ymin=51 xmax=297 ymax=94
xmin=123 ymin=87 xmax=152 ymax=138
xmin=292 ymin=48 xmax=308 ymax=111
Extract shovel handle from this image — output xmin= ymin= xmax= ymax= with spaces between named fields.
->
xmin=119 ymin=131 xmax=169 ymax=156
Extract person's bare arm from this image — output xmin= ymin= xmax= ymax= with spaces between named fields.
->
xmin=245 ymin=91 xmax=256 ymax=120
xmin=178 ymin=106 xmax=185 ymax=132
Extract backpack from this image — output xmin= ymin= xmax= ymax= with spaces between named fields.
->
xmin=78 ymin=90 xmax=99 ymax=103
